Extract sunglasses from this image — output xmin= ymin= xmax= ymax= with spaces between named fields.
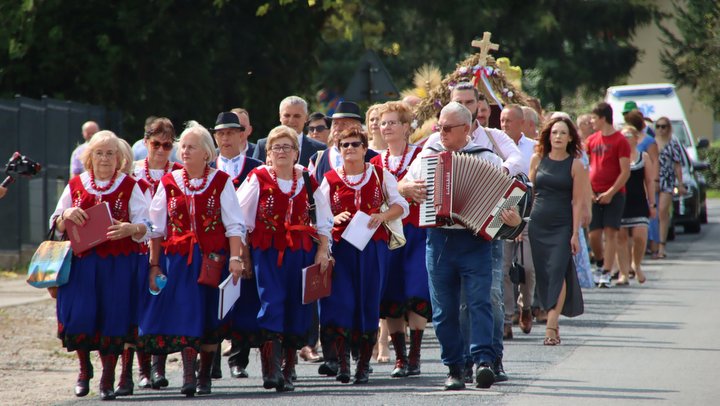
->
xmin=308 ymin=125 xmax=327 ymax=133
xmin=655 ymin=124 xmax=670 ymax=129
xmin=339 ymin=141 xmax=363 ymax=149
xmin=150 ymin=140 xmax=174 ymax=151
xmin=436 ymin=123 xmax=465 ymax=133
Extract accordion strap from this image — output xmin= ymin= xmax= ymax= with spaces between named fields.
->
xmin=483 ymin=127 xmax=506 ymax=161
xmin=370 ymin=166 xmax=387 ymax=205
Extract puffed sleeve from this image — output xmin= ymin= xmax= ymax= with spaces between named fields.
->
xmin=313 ymin=181 xmax=333 ymax=240
xmin=381 ymin=168 xmax=409 ymax=219
xmin=220 ymin=176 xmax=244 ymax=238
xmin=234 ymin=173 xmax=260 ymax=245
xmin=129 ymin=183 xmax=151 ymax=243
xmin=149 ymin=183 xmax=168 ymax=239
xmin=49 ymin=184 xmax=72 ymax=239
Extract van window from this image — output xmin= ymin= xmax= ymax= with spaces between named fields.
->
xmin=669 ymin=120 xmax=692 ymax=149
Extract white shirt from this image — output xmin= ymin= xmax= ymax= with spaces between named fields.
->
xmin=234 ymin=165 xmax=334 ymax=245
xmin=51 ymin=172 xmax=151 ymax=243
xmin=149 ymin=169 xmax=243 ymax=239
xmin=215 ymin=154 xmax=248 ymax=180
xmin=515 ymin=135 xmax=537 ymax=176
xmin=423 ymin=121 xmax=523 ymax=176
xmin=318 ymin=165 xmax=410 ymax=220
xmin=307 ymin=145 xmax=343 ymax=174
xmin=382 ymin=145 xmax=419 ymax=176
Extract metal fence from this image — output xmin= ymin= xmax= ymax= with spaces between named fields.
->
xmin=0 ymin=96 xmax=122 ymax=260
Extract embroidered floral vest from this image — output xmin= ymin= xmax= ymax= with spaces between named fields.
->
xmin=248 ymin=168 xmax=317 ymax=254
xmin=161 ymin=171 xmax=229 ymax=256
xmin=370 ymin=147 xmax=422 ymax=227
xmin=325 ymin=164 xmax=388 ymax=243
xmin=68 ymin=175 xmax=141 ymax=257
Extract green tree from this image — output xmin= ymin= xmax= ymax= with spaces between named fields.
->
xmin=658 ymin=0 xmax=720 ymax=113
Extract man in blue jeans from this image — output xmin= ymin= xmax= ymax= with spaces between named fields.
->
xmin=399 ymin=102 xmax=521 ymax=390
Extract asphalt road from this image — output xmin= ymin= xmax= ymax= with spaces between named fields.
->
xmin=60 ymin=199 xmax=720 ymax=406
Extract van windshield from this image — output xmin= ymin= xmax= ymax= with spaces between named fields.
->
xmin=670 ymin=120 xmax=692 ymax=149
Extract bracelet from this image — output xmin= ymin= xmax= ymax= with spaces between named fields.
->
xmin=149 ymin=264 xmax=160 ymax=269
xmin=229 ymin=256 xmax=242 ymax=263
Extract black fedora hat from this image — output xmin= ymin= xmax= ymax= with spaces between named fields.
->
xmin=211 ymin=112 xmax=245 ymax=132
xmin=331 ymin=101 xmax=363 ymax=122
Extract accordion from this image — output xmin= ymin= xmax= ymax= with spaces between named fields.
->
xmin=419 ymin=151 xmax=527 ymax=240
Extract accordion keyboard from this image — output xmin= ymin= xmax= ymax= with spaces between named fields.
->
xmin=419 ymin=154 xmax=439 ymax=227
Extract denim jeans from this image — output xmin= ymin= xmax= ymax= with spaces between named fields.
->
xmin=427 ymin=228 xmax=494 ymax=368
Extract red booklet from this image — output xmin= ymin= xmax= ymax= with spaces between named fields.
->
xmin=64 ymin=202 xmax=113 ymax=254
xmin=302 ymin=262 xmax=333 ymax=304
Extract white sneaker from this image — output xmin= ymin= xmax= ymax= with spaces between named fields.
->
xmin=598 ymin=272 xmax=612 ymax=288
xmin=593 ymin=269 xmax=603 ymax=286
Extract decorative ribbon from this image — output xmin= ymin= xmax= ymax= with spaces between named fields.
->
xmin=278 ymin=224 xmax=317 ymax=267
xmin=162 ymin=232 xmax=198 ymax=265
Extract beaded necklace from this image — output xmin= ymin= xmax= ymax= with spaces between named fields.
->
xmin=89 ymin=170 xmax=118 ymax=193
xmin=269 ymin=167 xmax=298 ymax=197
xmin=182 ymin=166 xmax=210 ymax=192
xmin=144 ymin=157 xmax=171 ymax=186
xmin=383 ymin=143 xmax=410 ymax=177
xmin=340 ymin=163 xmax=368 ymax=187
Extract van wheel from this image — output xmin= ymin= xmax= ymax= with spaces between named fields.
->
xmin=700 ymin=204 xmax=708 ymax=224
xmin=684 ymin=220 xmax=701 ymax=234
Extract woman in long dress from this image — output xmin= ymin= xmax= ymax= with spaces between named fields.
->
xmin=528 ymin=117 xmax=587 ymax=345
xmin=369 ymin=101 xmax=430 ymax=377
xmin=236 ymin=125 xmax=333 ymax=391
xmin=142 ymin=121 xmax=244 ymax=397
xmin=50 ymin=131 xmax=150 ymax=400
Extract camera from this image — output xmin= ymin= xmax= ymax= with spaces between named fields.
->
xmin=2 ymin=152 xmax=42 ymax=188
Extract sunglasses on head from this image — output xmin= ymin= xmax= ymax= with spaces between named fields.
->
xmin=339 ymin=141 xmax=363 ymax=149
xmin=656 ymin=124 xmax=669 ymax=129
xmin=150 ymin=140 xmax=174 ymax=151
xmin=308 ymin=125 xmax=327 ymax=133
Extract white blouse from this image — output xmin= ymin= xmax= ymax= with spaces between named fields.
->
xmin=318 ymin=164 xmax=410 ymax=219
xmin=50 ymin=172 xmax=151 ymax=243
xmin=235 ymin=165 xmax=334 ymax=245
xmin=149 ymin=168 xmax=243 ymax=239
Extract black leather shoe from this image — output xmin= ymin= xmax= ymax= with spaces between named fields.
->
xmin=181 ymin=383 xmax=196 ymax=397
xmin=230 ymin=365 xmax=249 ymax=378
xmin=444 ymin=367 xmax=465 ymax=391
xmin=99 ymin=388 xmax=116 ymax=401
xmin=463 ymin=361 xmax=474 ymax=384
xmin=138 ymin=376 xmax=151 ymax=388
xmin=151 ymin=374 xmax=168 ymax=389
xmin=493 ymin=357 xmax=508 ymax=382
xmin=475 ymin=363 xmax=495 ymax=388
xmin=114 ymin=381 xmax=133 ymax=396
xmin=196 ymin=382 xmax=211 ymax=395
xmin=318 ymin=360 xmax=338 ymax=376
xmin=211 ymin=369 xmax=222 ymax=379
xmin=75 ymin=380 xmax=90 ymax=397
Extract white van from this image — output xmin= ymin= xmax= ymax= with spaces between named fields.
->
xmin=605 ymin=83 xmax=709 ymax=162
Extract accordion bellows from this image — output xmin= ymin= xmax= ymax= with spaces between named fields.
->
xmin=420 ymin=151 xmax=527 ymax=240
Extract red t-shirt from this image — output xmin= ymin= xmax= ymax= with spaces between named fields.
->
xmin=586 ymin=130 xmax=631 ymax=194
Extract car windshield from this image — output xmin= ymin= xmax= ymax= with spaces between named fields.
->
xmin=670 ymin=120 xmax=692 ymax=149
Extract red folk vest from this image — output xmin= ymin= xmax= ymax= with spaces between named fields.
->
xmin=68 ymin=174 xmax=141 ymax=257
xmin=161 ymin=171 xmax=230 ymax=257
xmin=370 ymin=147 xmax=421 ymax=227
xmin=325 ymin=164 xmax=389 ymax=243
xmin=248 ymin=168 xmax=317 ymax=265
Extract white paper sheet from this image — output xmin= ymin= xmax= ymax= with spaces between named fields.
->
xmin=341 ymin=211 xmax=380 ymax=251
xmin=218 ymin=275 xmax=241 ymax=320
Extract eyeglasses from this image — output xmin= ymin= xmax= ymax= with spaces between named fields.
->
xmin=380 ymin=120 xmax=401 ymax=127
xmin=437 ymin=123 xmax=465 ymax=133
xmin=93 ymin=150 xmax=116 ymax=159
xmin=270 ymin=144 xmax=297 ymax=153
xmin=339 ymin=141 xmax=363 ymax=149
xmin=655 ymin=124 xmax=670 ymax=130
xmin=150 ymin=140 xmax=174 ymax=151
xmin=308 ymin=125 xmax=327 ymax=133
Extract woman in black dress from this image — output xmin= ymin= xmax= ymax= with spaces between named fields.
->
xmin=528 ymin=117 xmax=587 ymax=346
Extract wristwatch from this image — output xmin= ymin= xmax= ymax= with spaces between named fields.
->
xmin=229 ymin=256 xmax=242 ymax=263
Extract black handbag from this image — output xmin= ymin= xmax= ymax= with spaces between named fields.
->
xmin=509 ymin=241 xmax=526 ymax=285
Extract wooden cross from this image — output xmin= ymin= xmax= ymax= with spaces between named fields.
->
xmin=471 ymin=32 xmax=499 ymax=65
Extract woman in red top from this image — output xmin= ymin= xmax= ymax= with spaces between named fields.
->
xmin=143 ymin=121 xmax=244 ymax=397
xmin=317 ymin=128 xmax=408 ymax=384
xmin=50 ymin=131 xmax=150 ymax=400
xmin=370 ymin=101 xmax=430 ymax=378
xmin=236 ymin=126 xmax=333 ymax=391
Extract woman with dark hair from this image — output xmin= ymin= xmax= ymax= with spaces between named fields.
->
xmin=653 ymin=117 xmax=684 ymax=259
xmin=318 ymin=128 xmax=408 ymax=384
xmin=369 ymin=101 xmax=430 ymax=378
xmin=50 ymin=131 xmax=150 ymax=400
xmin=528 ymin=117 xmax=587 ymax=346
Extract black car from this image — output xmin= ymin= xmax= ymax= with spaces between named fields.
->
xmin=669 ymin=144 xmax=709 ymax=236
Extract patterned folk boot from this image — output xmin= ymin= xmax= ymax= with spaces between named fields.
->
xmin=114 ymin=348 xmax=135 ymax=396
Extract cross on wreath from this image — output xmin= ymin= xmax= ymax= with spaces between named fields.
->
xmin=471 ymin=32 xmax=499 ymax=66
